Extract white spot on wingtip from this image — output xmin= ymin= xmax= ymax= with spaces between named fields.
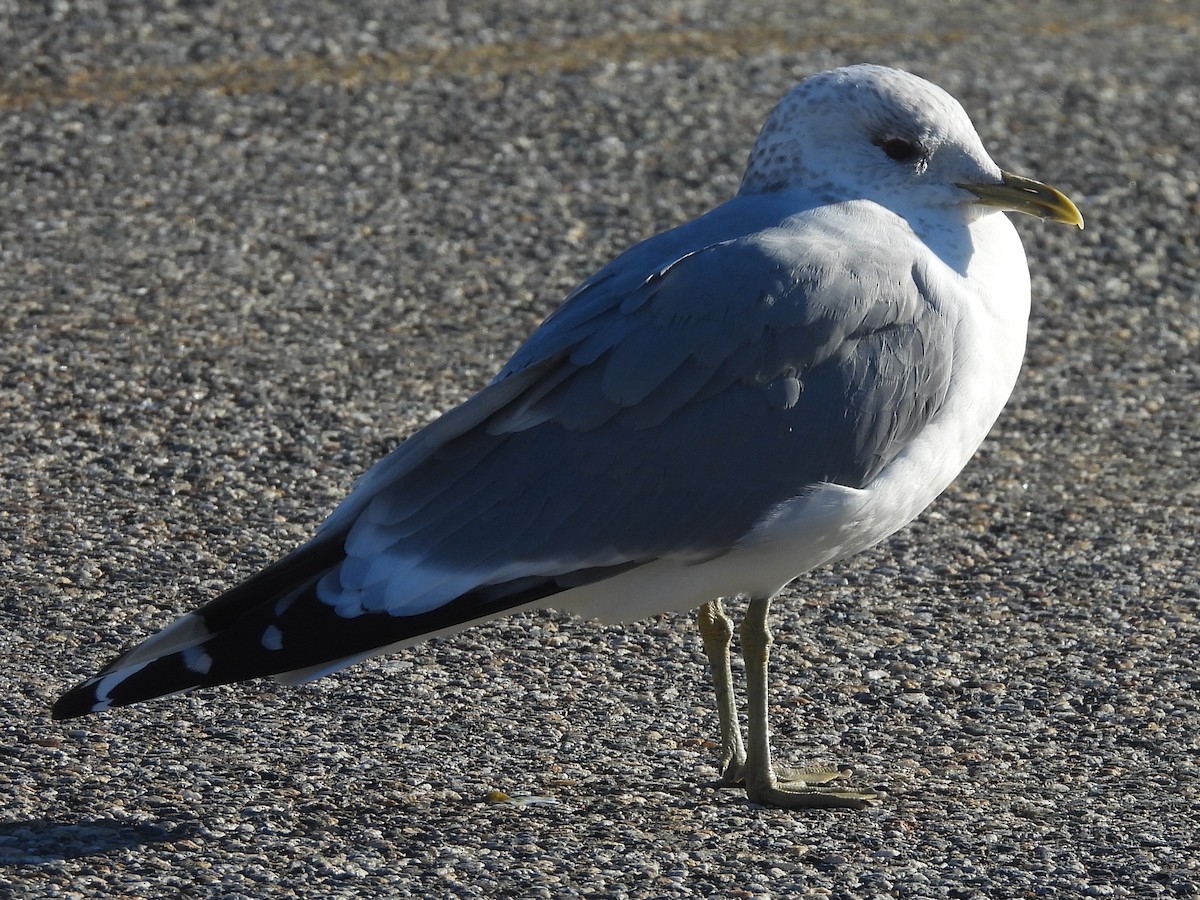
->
xmin=117 ymin=612 xmax=210 ymax=669
xmin=262 ymin=625 xmax=283 ymax=651
xmin=93 ymin=661 xmax=152 ymax=705
xmin=182 ymin=646 xmax=213 ymax=675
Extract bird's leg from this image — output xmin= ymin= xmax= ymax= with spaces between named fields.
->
xmin=697 ymin=598 xmax=853 ymax=790
xmin=697 ymin=599 xmax=746 ymax=784
xmin=740 ymin=595 xmax=878 ymax=809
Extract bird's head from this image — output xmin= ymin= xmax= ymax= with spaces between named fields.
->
xmin=739 ymin=64 xmax=1082 ymax=231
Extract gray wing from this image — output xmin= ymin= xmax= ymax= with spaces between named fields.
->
xmin=321 ymin=216 xmax=955 ymax=617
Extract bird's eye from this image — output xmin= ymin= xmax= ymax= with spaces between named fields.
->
xmin=879 ymin=138 xmax=919 ymax=162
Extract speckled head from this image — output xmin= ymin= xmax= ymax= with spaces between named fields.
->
xmin=738 ymin=64 xmax=1004 ymax=227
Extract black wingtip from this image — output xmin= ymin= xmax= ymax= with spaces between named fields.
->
xmin=48 ymin=557 xmax=637 ymax=723
xmin=51 ymin=683 xmax=100 ymax=720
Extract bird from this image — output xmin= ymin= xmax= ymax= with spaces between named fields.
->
xmin=53 ymin=64 xmax=1082 ymax=809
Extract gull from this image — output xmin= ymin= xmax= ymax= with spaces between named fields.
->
xmin=53 ymin=64 xmax=1082 ymax=808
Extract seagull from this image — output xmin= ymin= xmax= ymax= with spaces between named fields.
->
xmin=53 ymin=64 xmax=1082 ymax=808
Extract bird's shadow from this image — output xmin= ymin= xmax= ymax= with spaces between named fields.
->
xmin=0 ymin=817 xmax=194 ymax=864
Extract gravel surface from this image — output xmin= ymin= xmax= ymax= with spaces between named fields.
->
xmin=3 ymin=2 xmax=1198 ymax=897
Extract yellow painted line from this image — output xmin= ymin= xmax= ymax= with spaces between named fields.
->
xmin=0 ymin=10 xmax=1193 ymax=110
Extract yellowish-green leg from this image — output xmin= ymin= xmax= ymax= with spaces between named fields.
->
xmin=740 ymin=595 xmax=879 ymax=809
xmin=697 ymin=599 xmax=745 ymax=783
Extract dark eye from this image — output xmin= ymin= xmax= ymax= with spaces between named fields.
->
xmin=880 ymin=138 xmax=919 ymax=162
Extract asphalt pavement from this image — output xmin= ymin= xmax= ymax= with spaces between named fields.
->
xmin=2 ymin=2 xmax=1198 ymax=897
